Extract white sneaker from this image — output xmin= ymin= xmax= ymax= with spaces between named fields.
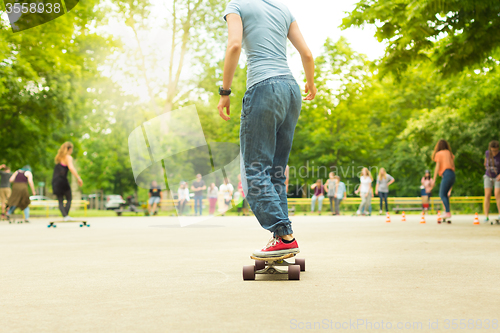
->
xmin=64 ymin=216 xmax=75 ymax=221
xmin=63 ymin=216 xmax=69 ymax=221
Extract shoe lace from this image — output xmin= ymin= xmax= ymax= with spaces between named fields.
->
xmin=264 ymin=236 xmax=280 ymax=249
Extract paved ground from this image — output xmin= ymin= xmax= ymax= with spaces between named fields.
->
xmin=1 ymin=214 xmax=499 ymax=333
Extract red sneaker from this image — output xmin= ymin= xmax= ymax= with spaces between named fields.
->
xmin=252 ymin=237 xmax=300 ymax=258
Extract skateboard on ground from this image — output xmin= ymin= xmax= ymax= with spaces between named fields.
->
xmin=492 ymin=219 xmax=500 ymax=225
xmin=243 ymin=253 xmax=305 ymax=281
xmin=5 ymin=214 xmax=26 ymax=224
xmin=442 ymin=217 xmax=451 ymax=224
xmin=48 ymin=220 xmax=90 ymax=228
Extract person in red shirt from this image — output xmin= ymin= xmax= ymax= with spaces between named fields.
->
xmin=431 ymin=140 xmax=455 ymax=218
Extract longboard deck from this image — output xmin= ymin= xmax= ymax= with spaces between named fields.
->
xmin=250 ymin=253 xmax=296 ymax=261
xmin=5 ymin=214 xmax=25 ymax=223
xmin=492 ymin=219 xmax=500 ymax=225
xmin=48 ymin=221 xmax=89 ymax=228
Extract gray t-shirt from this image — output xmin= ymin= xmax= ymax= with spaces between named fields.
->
xmin=0 ymin=171 xmax=12 ymax=188
xmin=326 ymin=179 xmax=336 ymax=197
xmin=224 ymin=0 xmax=295 ymax=89
xmin=376 ymin=174 xmax=394 ymax=193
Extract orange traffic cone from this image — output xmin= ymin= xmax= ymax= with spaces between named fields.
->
xmin=420 ymin=211 xmax=426 ymax=224
xmin=401 ymin=211 xmax=406 ymax=222
xmin=473 ymin=212 xmax=480 ymax=225
xmin=437 ymin=211 xmax=442 ymax=224
xmin=386 ymin=212 xmax=391 ymax=223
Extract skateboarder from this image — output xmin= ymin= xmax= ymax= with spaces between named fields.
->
xmin=431 ymin=139 xmax=455 ymax=219
xmin=483 ymin=140 xmax=500 ymax=223
xmin=0 ymin=164 xmax=12 ymax=219
xmin=219 ymin=0 xmax=316 ymax=257
xmin=7 ymin=165 xmax=35 ymax=222
xmin=52 ymin=142 xmax=83 ymax=221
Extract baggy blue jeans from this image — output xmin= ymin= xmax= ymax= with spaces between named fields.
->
xmin=440 ymin=169 xmax=456 ymax=213
xmin=240 ymin=75 xmax=302 ymax=237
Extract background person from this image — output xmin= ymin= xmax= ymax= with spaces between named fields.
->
xmin=237 ymin=174 xmax=249 ymax=216
xmin=177 ymin=181 xmax=190 ymax=216
xmin=325 ymin=172 xmax=337 ymax=215
xmin=52 ymin=142 xmax=83 ymax=222
xmin=191 ymin=174 xmax=206 ymax=216
xmin=207 ymin=183 xmax=218 ymax=216
xmin=431 ymin=139 xmax=455 ymax=219
xmin=0 ymin=164 xmax=12 ymax=219
xmin=375 ymin=168 xmax=395 ymax=214
xmin=148 ymin=180 xmax=162 ymax=216
xmin=355 ymin=167 xmax=373 ymax=216
xmin=310 ymin=179 xmax=325 ymax=215
xmin=421 ymin=170 xmax=434 ymax=212
xmin=218 ymin=178 xmax=234 ymax=216
xmin=7 ymin=165 xmax=35 ymax=223
xmin=484 ymin=140 xmax=500 ymax=223
xmin=334 ymin=175 xmax=347 ymax=215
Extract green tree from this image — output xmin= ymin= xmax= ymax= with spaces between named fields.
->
xmin=343 ymin=0 xmax=500 ymax=76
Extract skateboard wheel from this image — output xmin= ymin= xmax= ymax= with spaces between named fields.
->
xmin=79 ymin=224 xmax=83 ymax=227
xmin=53 ymin=225 xmax=57 ymax=228
xmin=254 ymin=260 xmax=265 ymax=271
xmin=288 ymin=265 xmax=300 ymax=280
xmin=243 ymin=265 xmax=256 ymax=281
xmin=87 ymin=224 xmax=90 ymax=227
xmin=295 ymin=258 xmax=305 ymax=272
xmin=47 ymin=225 xmax=51 ymax=228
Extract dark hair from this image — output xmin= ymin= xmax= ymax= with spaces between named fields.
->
xmin=487 ymin=141 xmax=499 ymax=175
xmin=424 ymin=170 xmax=431 ymax=180
xmin=432 ymin=139 xmax=452 ymax=160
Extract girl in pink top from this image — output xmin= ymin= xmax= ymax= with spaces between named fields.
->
xmin=421 ymin=170 xmax=434 ymax=211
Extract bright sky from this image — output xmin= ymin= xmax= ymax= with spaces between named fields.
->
xmin=97 ymin=0 xmax=387 ymax=100
xmin=285 ymin=0 xmax=386 ymax=77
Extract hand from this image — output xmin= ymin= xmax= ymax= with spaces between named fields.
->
xmin=375 ymin=191 xmax=378 ymax=196
xmin=77 ymin=178 xmax=83 ymax=187
xmin=496 ymin=175 xmax=500 ymax=182
xmin=304 ymin=82 xmax=317 ymax=101
xmin=217 ymin=96 xmax=231 ymax=121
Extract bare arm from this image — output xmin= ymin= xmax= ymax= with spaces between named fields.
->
xmin=375 ymin=183 xmax=379 ymax=195
xmin=432 ymin=163 xmax=440 ymax=186
xmin=218 ymin=14 xmax=243 ymax=121
xmin=9 ymin=171 xmax=18 ymax=183
xmin=25 ymin=171 xmax=35 ymax=195
xmin=66 ymin=156 xmax=83 ymax=187
xmin=288 ymin=21 xmax=316 ymax=100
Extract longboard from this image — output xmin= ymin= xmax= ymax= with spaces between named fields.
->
xmin=492 ymin=219 xmax=500 ymax=225
xmin=243 ymin=253 xmax=305 ymax=281
xmin=442 ymin=217 xmax=451 ymax=224
xmin=4 ymin=214 xmax=26 ymax=224
xmin=48 ymin=220 xmax=89 ymax=228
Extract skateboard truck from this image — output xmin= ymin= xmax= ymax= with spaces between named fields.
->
xmin=243 ymin=253 xmax=305 ymax=281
